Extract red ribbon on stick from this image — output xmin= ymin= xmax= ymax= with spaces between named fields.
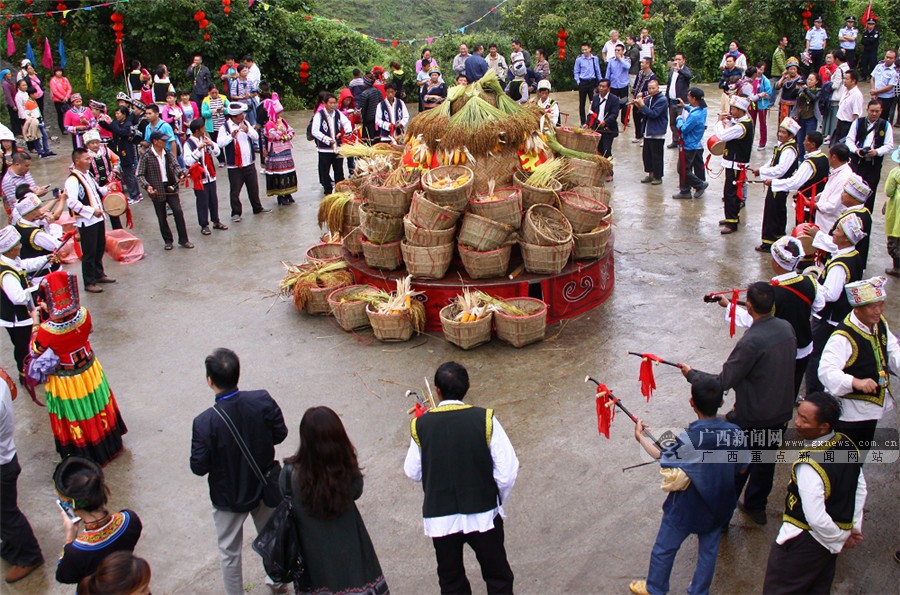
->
xmin=595 ymin=384 xmax=615 ymax=438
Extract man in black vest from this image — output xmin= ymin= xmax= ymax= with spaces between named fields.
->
xmin=846 ymin=100 xmax=894 ymax=202
xmin=805 ymin=213 xmax=866 ymax=394
xmin=819 ymin=276 xmax=899 ymax=454
xmin=0 ymin=226 xmax=53 ymax=381
xmin=13 ymin=193 xmax=61 ymax=279
xmin=713 ymin=96 xmax=754 ymax=234
xmin=404 ymin=362 xmax=519 ymax=594
xmin=766 ymin=131 xmax=829 ymax=228
xmin=64 ymin=148 xmax=115 ymax=293
xmin=681 ymin=283 xmax=796 ymax=527
xmin=587 ymin=79 xmax=620 ymax=159
xmin=751 ymin=117 xmax=800 ymax=252
xmin=763 ymin=392 xmax=866 ymax=594
xmin=216 ymin=103 xmax=271 ymax=222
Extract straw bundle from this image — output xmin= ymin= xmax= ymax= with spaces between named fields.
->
xmin=521 ymin=204 xmax=573 ymax=246
xmin=442 ymin=97 xmax=511 ymax=155
xmin=317 ymin=192 xmax=355 ymax=233
xmin=279 ymin=260 xmax=353 ymax=313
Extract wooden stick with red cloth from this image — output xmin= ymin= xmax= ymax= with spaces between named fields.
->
xmin=626 ymin=352 xmax=681 ymax=400
xmin=585 ymin=376 xmax=660 ymax=445
xmin=702 ymin=288 xmax=746 ymax=337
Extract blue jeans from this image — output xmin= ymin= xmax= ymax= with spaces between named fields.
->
xmin=646 ymin=515 xmax=722 ymax=595
xmin=120 ymin=161 xmax=140 ymax=200
xmin=795 ymin=117 xmax=817 ymax=158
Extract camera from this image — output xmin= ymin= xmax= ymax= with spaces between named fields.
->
xmin=859 ymin=147 xmax=871 ymax=156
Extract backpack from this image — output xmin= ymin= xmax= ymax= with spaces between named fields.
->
xmin=252 ymin=463 xmax=308 ymax=587
xmin=306 ymin=114 xmax=315 ymax=141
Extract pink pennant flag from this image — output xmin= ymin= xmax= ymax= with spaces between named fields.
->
xmin=6 ymin=29 xmax=15 ymax=58
xmin=248 ymin=0 xmax=255 ymax=6
xmin=426 ymin=37 xmax=433 ymax=45
xmin=42 ymin=37 xmax=53 ymax=70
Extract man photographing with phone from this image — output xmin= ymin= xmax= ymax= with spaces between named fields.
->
xmin=665 ymin=53 xmax=692 ymax=148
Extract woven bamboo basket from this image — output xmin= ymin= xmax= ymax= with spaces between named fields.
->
xmin=305 ymin=242 xmax=344 ymax=264
xmin=521 ymin=204 xmax=573 ymax=246
xmin=468 ymin=188 xmax=523 ymax=229
xmin=520 ymin=239 xmax=573 ymax=274
xmin=304 ymin=280 xmax=350 ymax=316
xmin=365 ymin=173 xmax=420 ymax=216
xmin=573 ymin=221 xmax=612 ymax=260
xmin=440 ymin=305 xmax=493 ymax=350
xmin=361 ymin=238 xmax=402 ymax=270
xmin=327 ymin=285 xmax=375 ymax=331
xmin=342 ymin=226 xmax=363 ymax=256
xmin=494 ymin=297 xmax=548 ymax=347
xmin=571 ymin=185 xmax=613 ymax=207
xmin=400 ymin=240 xmax=454 ymax=279
xmin=556 ymin=126 xmax=601 ymax=155
xmin=422 ymin=165 xmax=474 ymax=211
xmin=403 ymin=216 xmax=456 ymax=247
xmin=458 ymin=242 xmax=512 ymax=279
xmin=559 ymin=191 xmax=611 ymax=233
xmin=334 ymin=179 xmax=357 ymax=195
xmin=366 ymin=305 xmax=414 ymax=342
xmin=344 ymin=198 xmax=363 ymax=227
xmin=408 ymin=191 xmax=461 ymax=230
xmin=466 ymin=148 xmax=520 ymax=193
xmin=345 ymin=173 xmax=372 ymax=193
xmin=514 ymin=172 xmax=562 ymax=211
xmin=458 ymin=212 xmax=515 ymax=252
xmin=566 ymin=157 xmax=605 ymax=187
xmin=359 ymin=205 xmax=403 ymax=244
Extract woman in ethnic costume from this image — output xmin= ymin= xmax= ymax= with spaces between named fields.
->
xmin=262 ymin=93 xmax=297 ymax=206
xmin=30 ymin=271 xmax=127 ymax=465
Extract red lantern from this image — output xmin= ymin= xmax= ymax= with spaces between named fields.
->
xmin=801 ymin=9 xmax=811 ymax=18
xmin=204 ymin=33 xmax=211 ymax=40
xmin=558 ymin=29 xmax=568 ymax=40
xmin=224 ymin=7 xmax=231 ymax=14
xmin=223 ymin=0 xmax=231 ymax=5
xmin=59 ymin=19 xmax=65 ymax=25
xmin=194 ymin=11 xmax=205 ymax=21
xmin=300 ymin=62 xmax=310 ymax=72
xmin=25 ymin=0 xmax=32 ymax=5
xmin=557 ymin=39 xmax=566 ymax=48
xmin=110 ymin=12 xmax=124 ymax=23
xmin=642 ymin=0 xmax=652 ymax=18
xmin=112 ymin=23 xmax=124 ymax=32
xmin=56 ymin=3 xmax=65 ymax=10
xmin=200 ymin=19 xmax=209 ymax=28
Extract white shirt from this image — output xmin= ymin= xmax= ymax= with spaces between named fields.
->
xmin=819 ymin=311 xmax=900 ymax=421
xmin=64 ymin=169 xmax=106 ymax=227
xmin=246 ymin=63 xmax=261 ymax=88
xmin=216 ymin=119 xmax=259 ymax=168
xmin=151 ymin=147 xmax=168 ymax=183
xmin=404 ymin=400 xmax=519 ymax=538
xmin=726 ymin=272 xmax=822 ymax=357
xmin=0 ymin=254 xmax=47 ymax=327
xmin=771 ymin=150 xmax=824 ymax=193
xmin=537 ymin=97 xmax=560 ymax=125
xmin=183 ymin=135 xmax=221 ymax=183
xmin=714 ymin=115 xmax=752 ymax=168
xmin=310 ymin=109 xmax=351 ymax=154
xmin=830 ymin=63 xmax=850 ymax=103
xmin=16 ymin=218 xmax=61 ymax=253
xmin=638 ymin=37 xmax=654 ymax=60
xmin=774 ymin=432 xmax=867 ymax=554
xmin=813 ymin=245 xmax=856 ymax=320
xmin=836 ymin=86 xmax=864 ymax=122
xmin=0 ymin=379 xmax=15 ymax=465
xmin=602 ymin=39 xmax=619 ymax=62
xmin=667 ymin=70 xmax=680 ymax=100
xmin=760 ymin=142 xmax=799 ymax=180
xmin=814 ymin=163 xmax=854 ymax=231
xmin=375 ymin=99 xmax=410 ymax=139
xmin=846 ymin=118 xmax=895 ymax=157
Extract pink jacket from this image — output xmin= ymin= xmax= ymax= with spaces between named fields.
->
xmin=49 ymin=76 xmax=72 ymax=103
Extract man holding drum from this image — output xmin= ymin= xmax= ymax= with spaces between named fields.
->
xmin=65 ymin=148 xmax=114 ymax=293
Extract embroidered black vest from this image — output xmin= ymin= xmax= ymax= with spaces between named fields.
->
xmin=0 ymin=262 xmax=29 ymax=324
xmin=830 ymin=315 xmax=891 ymax=407
xmin=819 ymin=250 xmax=864 ymax=324
xmin=723 ymin=120 xmax=754 ymax=164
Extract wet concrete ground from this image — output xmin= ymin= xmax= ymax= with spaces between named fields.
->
xmin=4 ymin=84 xmax=898 ymax=594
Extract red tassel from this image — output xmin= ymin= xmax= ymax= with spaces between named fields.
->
xmin=729 ymin=289 xmax=740 ymax=337
xmin=595 ymin=384 xmax=615 ymax=438
xmin=735 ymin=166 xmax=748 ymax=201
xmin=413 ymin=402 xmax=427 ymax=418
xmin=638 ymin=354 xmax=662 ymax=401
xmin=125 ymin=205 xmax=133 ymax=229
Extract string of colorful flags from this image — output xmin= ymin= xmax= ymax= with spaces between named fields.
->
xmin=0 ymin=0 xmax=127 ymax=20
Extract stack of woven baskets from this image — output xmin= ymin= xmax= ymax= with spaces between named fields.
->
xmin=358 ymin=170 xmax=421 ymax=271
xmin=520 ymin=204 xmax=574 ymax=274
xmin=459 ymin=185 xmax=519 ymax=279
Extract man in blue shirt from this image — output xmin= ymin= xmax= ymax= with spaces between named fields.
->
xmin=673 ymin=88 xmax=709 ymax=199
xmin=605 ymin=43 xmax=631 ymax=125
xmin=464 ymin=44 xmax=489 ymax=84
xmin=838 ymin=16 xmax=858 ymax=67
xmin=573 ymin=42 xmax=602 ymax=126
xmin=628 ymin=375 xmax=748 ymax=595
xmin=869 ymin=49 xmax=898 ymax=121
xmin=805 ymin=16 xmax=829 ymax=72
xmin=142 ymin=104 xmax=176 ymax=154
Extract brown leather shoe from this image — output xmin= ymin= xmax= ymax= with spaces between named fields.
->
xmin=180 ymin=242 xmax=195 ymax=249
xmin=5 ymin=562 xmax=41 ymax=583
xmin=96 ymin=276 xmax=116 ymax=283
xmin=84 ymin=284 xmax=103 ymax=293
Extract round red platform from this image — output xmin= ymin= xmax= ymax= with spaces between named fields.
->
xmin=346 ymin=235 xmax=615 ymax=331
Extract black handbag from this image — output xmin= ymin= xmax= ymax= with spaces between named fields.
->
xmin=252 ymin=464 xmax=308 ymax=586
xmin=212 ymin=405 xmax=283 ymax=508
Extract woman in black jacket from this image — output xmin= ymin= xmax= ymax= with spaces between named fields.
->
xmin=100 ymin=107 xmax=141 ymax=202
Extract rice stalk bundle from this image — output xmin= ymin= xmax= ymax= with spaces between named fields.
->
xmin=407 ymin=100 xmax=451 ymax=146
xmin=359 ymin=275 xmax=427 ymax=334
xmin=336 ymin=143 xmax=396 ymax=160
xmin=526 ymin=157 xmax=569 ymax=189
xmin=383 ymin=166 xmax=421 ymax=188
xmin=443 ymin=96 xmax=508 ymax=154
xmin=279 ymin=260 xmax=353 ymax=310
xmin=546 ymin=133 xmax=612 ymax=175
xmin=317 ymin=192 xmax=354 ymax=232
xmin=475 ymin=291 xmax=533 ymax=316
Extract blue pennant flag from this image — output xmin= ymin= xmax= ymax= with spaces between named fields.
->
xmin=58 ymin=38 xmax=66 ymax=69
xmin=25 ymin=40 xmax=35 ymax=66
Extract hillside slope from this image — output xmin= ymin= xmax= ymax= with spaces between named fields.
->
xmin=325 ymin=0 xmax=503 ymax=40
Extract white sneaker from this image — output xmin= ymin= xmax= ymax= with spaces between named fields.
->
xmin=631 ymin=138 xmax=642 ymax=143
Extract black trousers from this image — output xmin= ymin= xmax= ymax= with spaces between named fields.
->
xmin=317 ymin=152 xmax=345 ymax=195
xmin=810 ymin=49 xmax=825 ymax=73
xmin=805 ymin=319 xmax=836 ymax=394
xmin=5 ymin=105 xmax=21 ymax=136
xmin=79 ymin=220 xmax=106 ymax=286
xmin=633 ymin=109 xmax=645 ymax=139
xmin=642 ymin=138 xmax=664 ymax=179
xmin=734 ymin=423 xmax=786 ymax=513
xmin=722 ymin=168 xmax=744 ymax=229
xmin=431 ymin=516 xmax=514 ymax=595
xmin=4 ymin=326 xmax=31 ymax=377
xmin=53 ymin=101 xmax=68 ymax=134
xmin=578 ymin=79 xmax=598 ymax=125
xmin=109 ymin=215 xmax=123 ymax=230
xmin=794 ymin=355 xmax=809 ymax=399
xmin=848 ymin=156 xmax=881 ymax=265
xmin=843 ymin=48 xmax=856 ymax=68
xmin=763 ymin=530 xmax=837 ymax=595
xmin=831 ymin=119 xmax=851 ymax=144
xmin=761 ymin=189 xmax=789 ymax=245
xmin=195 ymin=180 xmax=220 ymax=227
xmin=362 ymin=121 xmax=379 ymax=145
xmin=597 ymin=133 xmax=615 ymax=158
xmin=1 ymin=455 xmax=44 ymax=568
xmin=668 ymin=102 xmax=682 ymax=141
xmin=227 ymin=165 xmax=263 ymax=217
xmin=678 ymin=149 xmax=705 ymax=192
xmin=834 ymin=418 xmax=878 ymax=457
xmin=611 ymin=87 xmax=628 ymax=125
xmin=858 ymin=52 xmax=877 ymax=81
xmin=151 ymin=193 xmax=189 ymax=245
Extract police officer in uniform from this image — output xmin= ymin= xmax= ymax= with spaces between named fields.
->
xmin=858 ymin=18 xmax=880 ymax=81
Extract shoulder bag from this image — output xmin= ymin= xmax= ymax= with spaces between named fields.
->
xmin=212 ymin=404 xmax=283 ymax=508
xmin=251 ymin=463 xmax=308 ymax=587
